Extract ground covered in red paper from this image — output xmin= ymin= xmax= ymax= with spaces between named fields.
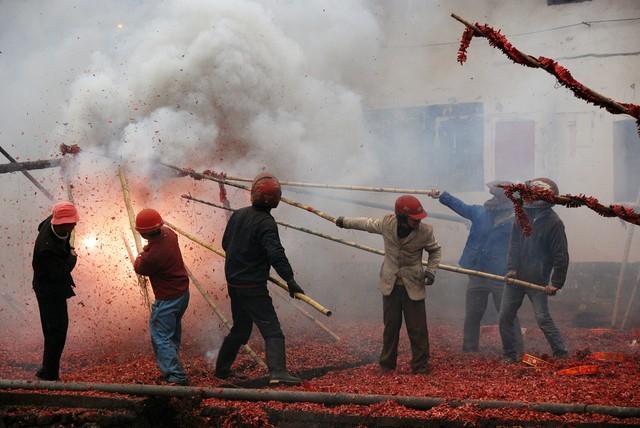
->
xmin=1 ymin=321 xmax=639 ymax=426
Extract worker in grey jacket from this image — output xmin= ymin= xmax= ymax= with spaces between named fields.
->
xmin=336 ymin=195 xmax=442 ymax=374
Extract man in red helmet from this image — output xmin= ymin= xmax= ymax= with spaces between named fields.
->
xmin=499 ymin=178 xmax=570 ymax=363
xmin=336 ymin=195 xmax=442 ymax=374
xmin=215 ymin=172 xmax=305 ymax=385
xmin=134 ymin=208 xmax=190 ymax=385
xmin=32 ymin=201 xmax=79 ymax=381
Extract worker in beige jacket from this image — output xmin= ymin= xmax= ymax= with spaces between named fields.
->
xmin=336 ymin=195 xmax=442 ymax=374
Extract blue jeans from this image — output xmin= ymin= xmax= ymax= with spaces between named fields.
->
xmin=150 ymin=291 xmax=189 ymax=383
xmin=499 ymin=284 xmax=567 ymax=358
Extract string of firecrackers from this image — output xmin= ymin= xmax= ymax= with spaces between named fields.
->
xmin=502 ymin=183 xmax=640 ymax=236
xmin=203 ymin=169 xmax=229 ymax=205
xmin=60 ymin=144 xmax=81 ymax=155
xmin=453 ymin=14 xmax=640 ymax=135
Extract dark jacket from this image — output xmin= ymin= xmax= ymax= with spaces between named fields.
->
xmin=32 ymin=216 xmax=77 ymax=299
xmin=134 ymin=226 xmax=189 ymax=300
xmin=222 ymin=205 xmax=294 ymax=286
xmin=507 ymin=208 xmax=569 ymax=288
xmin=439 ymin=192 xmax=514 ymax=275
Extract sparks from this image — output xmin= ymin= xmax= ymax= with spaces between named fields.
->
xmin=82 ymin=235 xmax=98 ymax=250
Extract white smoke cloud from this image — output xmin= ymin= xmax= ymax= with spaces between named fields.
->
xmin=44 ymin=0 xmax=381 ymax=181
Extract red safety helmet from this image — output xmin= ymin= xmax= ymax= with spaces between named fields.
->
xmin=526 ymin=177 xmax=559 ymax=195
xmin=251 ymin=172 xmax=282 ymax=208
xmin=135 ymin=208 xmax=163 ymax=233
xmin=394 ymin=195 xmax=427 ymax=220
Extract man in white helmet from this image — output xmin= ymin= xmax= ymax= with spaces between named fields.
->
xmin=499 ymin=178 xmax=570 ymax=363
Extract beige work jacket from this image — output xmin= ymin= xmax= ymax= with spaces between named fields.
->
xmin=342 ymin=214 xmax=442 ymax=301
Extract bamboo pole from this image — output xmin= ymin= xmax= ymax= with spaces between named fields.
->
xmin=271 ymin=286 xmax=340 ymax=342
xmin=0 ymin=146 xmax=54 ymax=200
xmin=117 ymin=167 xmax=152 ymax=311
xmin=162 ymin=163 xmax=336 ymax=223
xmin=621 ymin=267 xmax=640 ymax=329
xmin=611 ymin=190 xmax=640 ymax=327
xmin=200 ymin=172 xmax=438 ymax=196
xmin=163 ymin=220 xmax=333 ymax=316
xmin=121 ymin=233 xmax=155 ymax=306
xmin=182 ymin=195 xmax=546 ymax=292
xmin=0 ymin=158 xmax=63 ymax=174
xmin=184 ymin=266 xmax=267 ymax=369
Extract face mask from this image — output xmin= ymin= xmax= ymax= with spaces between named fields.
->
xmin=397 ymin=215 xmax=413 ymax=238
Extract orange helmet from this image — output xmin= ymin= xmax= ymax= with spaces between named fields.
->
xmin=251 ymin=172 xmax=282 ymax=208
xmin=135 ymin=208 xmax=163 ymax=233
xmin=394 ymin=195 xmax=427 ymax=220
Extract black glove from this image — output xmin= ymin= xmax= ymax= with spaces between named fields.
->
xmin=424 ymin=271 xmax=435 ymax=286
xmin=287 ymin=279 xmax=305 ymax=298
xmin=336 ymin=216 xmax=345 ymax=228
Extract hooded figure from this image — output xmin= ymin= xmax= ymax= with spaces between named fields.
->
xmin=499 ymin=178 xmax=569 ymax=362
xmin=432 ymin=182 xmax=523 ymax=353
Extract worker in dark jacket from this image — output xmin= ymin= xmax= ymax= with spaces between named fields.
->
xmin=432 ymin=182 xmax=523 ymax=353
xmin=215 ymin=172 xmax=305 ymax=385
xmin=134 ymin=208 xmax=190 ymax=385
xmin=499 ymin=178 xmax=570 ymax=362
xmin=32 ymin=201 xmax=79 ymax=381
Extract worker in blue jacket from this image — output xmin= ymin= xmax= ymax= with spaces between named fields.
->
xmin=431 ymin=181 xmax=523 ymax=353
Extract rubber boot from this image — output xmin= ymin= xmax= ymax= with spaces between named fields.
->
xmin=266 ymin=338 xmax=301 ymax=385
xmin=214 ymin=336 xmax=243 ymax=379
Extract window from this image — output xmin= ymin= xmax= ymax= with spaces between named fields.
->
xmin=365 ymin=102 xmax=484 ymax=192
xmin=613 ymin=120 xmax=640 ymax=202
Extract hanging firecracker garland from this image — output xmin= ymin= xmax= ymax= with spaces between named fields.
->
xmin=452 ymin=14 xmax=640 ymax=135
xmin=501 ymin=183 xmax=640 ymax=236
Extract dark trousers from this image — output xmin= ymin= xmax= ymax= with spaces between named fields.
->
xmin=380 ymin=283 xmax=429 ymax=372
xmin=499 ymin=283 xmax=567 ymax=358
xmin=463 ymin=277 xmax=523 ymax=352
xmin=216 ymin=285 xmax=284 ymax=375
xmin=36 ymin=294 xmax=69 ymax=378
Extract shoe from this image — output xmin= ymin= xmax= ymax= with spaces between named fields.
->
xmin=269 ymin=372 xmax=302 ymax=386
xmin=502 ymin=356 xmax=518 ymax=364
xmin=35 ymin=368 xmax=59 ymax=381
xmin=553 ymin=351 xmax=569 ymax=359
xmin=266 ymin=337 xmax=302 ymax=386
xmin=412 ymin=366 xmax=431 ymax=375
xmin=379 ymin=365 xmax=395 ymax=374
xmin=214 ymin=370 xmax=248 ymax=381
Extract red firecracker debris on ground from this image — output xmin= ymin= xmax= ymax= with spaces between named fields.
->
xmin=1 ymin=321 xmax=639 ymax=425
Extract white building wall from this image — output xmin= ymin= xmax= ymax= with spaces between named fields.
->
xmin=366 ymin=0 xmax=640 ymax=263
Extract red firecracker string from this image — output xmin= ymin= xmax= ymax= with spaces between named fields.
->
xmin=457 ymin=21 xmax=640 ymax=134
xmin=502 ymin=183 xmax=640 ymax=236
xmin=203 ymin=169 xmax=229 ymax=204
xmin=60 ymin=143 xmax=81 ymax=155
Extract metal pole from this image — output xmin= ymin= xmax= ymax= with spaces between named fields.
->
xmin=2 ymin=379 xmax=640 ymax=418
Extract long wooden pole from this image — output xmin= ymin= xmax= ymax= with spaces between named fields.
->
xmin=163 ymin=220 xmax=332 ymax=316
xmin=117 ymin=167 xmax=152 ymax=311
xmin=182 ymin=195 xmax=546 ymax=292
xmin=201 ymin=172 xmax=438 ymax=196
xmin=162 ymin=164 xmax=337 ymax=223
xmin=270 ymin=287 xmax=340 ymax=342
xmin=611 ymin=190 xmax=640 ymax=327
xmin=621 ymin=267 xmax=640 ymax=329
xmin=0 ymin=146 xmax=54 ymax=200
xmin=184 ymin=266 xmax=267 ymax=369
xmin=0 ymin=158 xmax=63 ymax=174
